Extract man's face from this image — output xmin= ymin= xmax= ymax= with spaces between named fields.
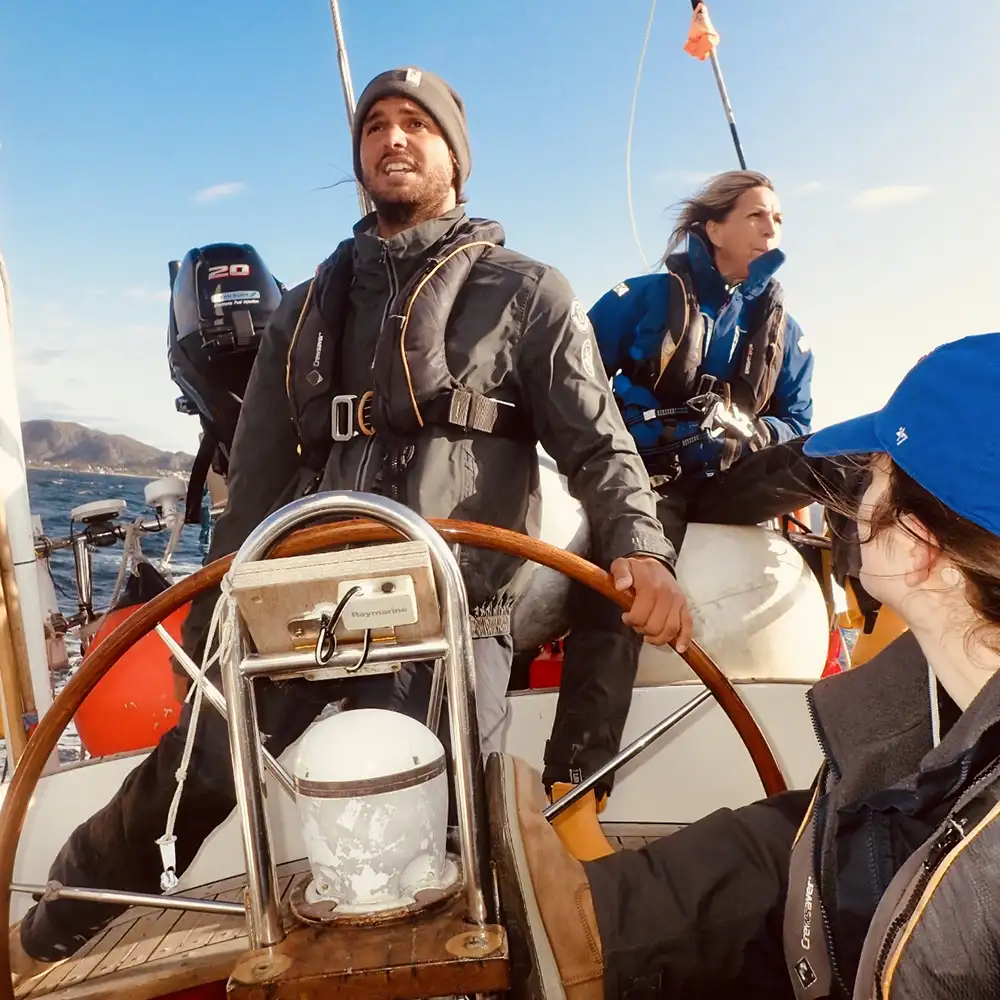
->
xmin=359 ymin=97 xmax=455 ymax=214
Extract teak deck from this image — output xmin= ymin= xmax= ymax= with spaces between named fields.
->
xmin=15 ymin=825 xmax=679 ymax=1000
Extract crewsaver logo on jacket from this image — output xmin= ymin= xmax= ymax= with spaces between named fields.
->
xmin=794 ymin=957 xmax=817 ymax=990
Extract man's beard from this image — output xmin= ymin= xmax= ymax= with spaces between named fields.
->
xmin=366 ymin=159 xmax=454 ymax=230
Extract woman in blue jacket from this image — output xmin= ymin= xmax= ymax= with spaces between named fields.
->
xmin=543 ymin=171 xmax=815 ymax=858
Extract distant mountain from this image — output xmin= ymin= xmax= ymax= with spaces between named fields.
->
xmin=21 ymin=420 xmax=194 ymax=478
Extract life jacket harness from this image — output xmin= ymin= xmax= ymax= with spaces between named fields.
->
xmin=615 ymin=252 xmax=786 ymax=483
xmin=783 ymin=756 xmax=1000 ymax=999
xmin=285 ymin=220 xmax=534 ymax=488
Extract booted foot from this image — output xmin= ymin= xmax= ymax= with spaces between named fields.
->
xmin=549 ymin=783 xmax=616 ymax=862
xmin=9 ymin=922 xmax=58 ymax=988
xmin=488 ymin=753 xmax=604 ymax=1000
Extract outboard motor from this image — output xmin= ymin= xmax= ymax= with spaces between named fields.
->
xmin=167 ymin=242 xmax=284 ymax=522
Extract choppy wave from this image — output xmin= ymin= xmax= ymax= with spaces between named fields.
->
xmin=16 ymin=469 xmax=209 ymax=769
xmin=29 ymin=468 xmax=207 ymax=613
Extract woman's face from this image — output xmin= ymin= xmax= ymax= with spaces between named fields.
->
xmin=705 ymin=185 xmax=783 ymax=282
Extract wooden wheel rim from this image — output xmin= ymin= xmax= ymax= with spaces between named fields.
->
xmin=0 ymin=516 xmax=787 ymax=993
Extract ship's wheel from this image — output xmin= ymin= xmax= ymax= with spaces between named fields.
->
xmin=0 ymin=516 xmax=786 ymax=997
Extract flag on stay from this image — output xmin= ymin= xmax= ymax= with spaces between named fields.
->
xmin=684 ymin=2 xmax=720 ymax=61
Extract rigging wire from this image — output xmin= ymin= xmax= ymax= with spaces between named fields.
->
xmin=625 ymin=0 xmax=658 ymax=272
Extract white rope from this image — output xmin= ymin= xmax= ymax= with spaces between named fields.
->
xmin=158 ymin=510 xmax=185 ymax=575
xmin=156 ymin=573 xmax=237 ymax=890
xmin=86 ymin=518 xmax=143 ymax=638
xmin=105 ymin=519 xmax=141 ymax=613
xmin=625 ymin=0 xmax=658 ymax=272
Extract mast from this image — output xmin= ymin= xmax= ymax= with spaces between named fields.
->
xmin=327 ymin=0 xmax=374 ymax=217
xmin=685 ymin=1 xmax=747 ymax=169
xmin=0 ymin=252 xmax=54 ymax=752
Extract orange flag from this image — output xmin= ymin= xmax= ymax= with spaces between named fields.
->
xmin=684 ymin=2 xmax=720 ymax=61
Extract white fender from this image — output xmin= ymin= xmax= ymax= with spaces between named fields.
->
xmin=636 ymin=522 xmax=830 ymax=684
xmin=508 ymin=451 xmax=589 ymax=651
xmin=511 ymin=448 xmax=829 ymax=683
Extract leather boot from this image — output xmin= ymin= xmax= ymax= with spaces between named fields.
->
xmin=488 ymin=753 xmax=604 ymax=1000
xmin=549 ymin=783 xmax=615 ymax=861
xmin=9 ymin=922 xmax=58 ymax=988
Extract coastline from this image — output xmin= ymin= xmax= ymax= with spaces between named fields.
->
xmin=26 ymin=464 xmax=190 ymax=482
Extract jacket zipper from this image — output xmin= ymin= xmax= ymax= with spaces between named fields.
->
xmin=354 ymin=243 xmax=398 ymax=491
xmin=806 ymin=690 xmax=840 ymax=780
xmin=872 ymin=751 xmax=1000 ymax=997
xmin=805 ymin=691 xmax=850 ymax=997
xmin=811 ymin=788 xmax=850 ymax=997
xmin=871 ymin=820 xmax=964 ymax=998
xmin=866 ymin=811 xmax=885 ymax=905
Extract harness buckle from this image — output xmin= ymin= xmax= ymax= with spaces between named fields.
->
xmin=331 ymin=393 xmax=358 ymax=441
xmin=699 ymin=400 xmax=755 ymax=441
xmin=448 ymin=387 xmax=507 ymax=434
xmin=332 ymin=392 xmax=378 ymax=441
xmin=683 ymin=373 xmax=755 ymax=442
xmin=685 ymin=374 xmax=721 ymax=417
xmin=357 ymin=390 xmax=375 ymax=437
xmin=448 ymin=387 xmax=474 ymax=428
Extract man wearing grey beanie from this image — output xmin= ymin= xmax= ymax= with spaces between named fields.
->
xmin=12 ymin=66 xmax=692 ymax=978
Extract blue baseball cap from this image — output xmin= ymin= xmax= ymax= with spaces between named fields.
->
xmin=803 ymin=332 xmax=1000 ymax=537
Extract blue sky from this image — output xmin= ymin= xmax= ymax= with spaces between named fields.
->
xmin=2 ymin=1 xmax=999 ymax=453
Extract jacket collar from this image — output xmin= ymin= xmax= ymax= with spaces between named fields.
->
xmin=810 ymin=630 xmax=1000 ymax=803
xmin=685 ymin=231 xmax=786 ymax=303
xmin=352 ymin=205 xmax=470 ymax=276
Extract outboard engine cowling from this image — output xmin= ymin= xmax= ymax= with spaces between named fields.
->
xmin=167 ymin=242 xmax=283 ymax=521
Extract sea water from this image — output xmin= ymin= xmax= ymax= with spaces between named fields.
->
xmin=17 ymin=468 xmax=207 ymax=767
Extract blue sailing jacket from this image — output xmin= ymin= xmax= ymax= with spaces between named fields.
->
xmin=589 ymin=234 xmax=814 ymax=478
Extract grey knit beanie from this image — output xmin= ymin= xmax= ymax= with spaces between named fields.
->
xmin=353 ymin=67 xmax=471 ymax=188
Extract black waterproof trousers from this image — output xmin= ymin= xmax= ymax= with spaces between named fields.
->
xmin=585 ymin=789 xmax=810 ymax=999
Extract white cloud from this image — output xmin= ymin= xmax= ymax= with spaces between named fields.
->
xmin=850 ymin=185 xmax=931 ymax=211
xmin=15 ymin=338 xmax=202 ymax=454
xmin=194 ymin=181 xmax=247 ymax=204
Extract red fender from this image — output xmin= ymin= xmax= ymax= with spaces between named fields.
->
xmin=73 ymin=602 xmax=189 ymax=757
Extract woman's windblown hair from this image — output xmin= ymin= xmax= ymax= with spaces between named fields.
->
xmin=663 ymin=169 xmax=774 ymax=263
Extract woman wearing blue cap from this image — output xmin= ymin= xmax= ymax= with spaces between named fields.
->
xmin=492 ymin=332 xmax=1000 ymax=999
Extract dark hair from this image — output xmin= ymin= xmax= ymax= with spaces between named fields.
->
xmin=866 ymin=458 xmax=1000 ymax=650
xmin=451 ymin=152 xmax=467 ymax=205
